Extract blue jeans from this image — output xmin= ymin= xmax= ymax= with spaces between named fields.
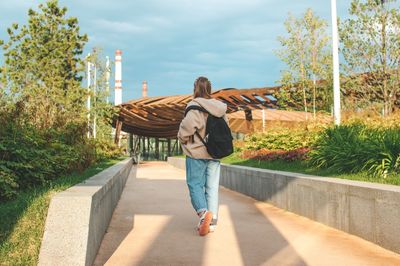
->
xmin=186 ymin=157 xmax=220 ymax=223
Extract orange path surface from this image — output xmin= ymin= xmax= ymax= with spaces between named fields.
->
xmin=94 ymin=162 xmax=400 ymax=266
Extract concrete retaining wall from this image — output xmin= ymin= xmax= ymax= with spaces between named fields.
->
xmin=39 ymin=158 xmax=134 ymax=266
xmin=168 ymin=157 xmax=400 ymax=254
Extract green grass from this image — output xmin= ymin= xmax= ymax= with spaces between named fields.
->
xmin=221 ymin=153 xmax=400 ymax=186
xmin=0 ymin=156 xmax=127 ymax=266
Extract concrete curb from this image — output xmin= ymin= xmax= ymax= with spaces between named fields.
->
xmin=39 ymin=158 xmax=134 ymax=266
xmin=167 ymin=157 xmax=400 ymax=254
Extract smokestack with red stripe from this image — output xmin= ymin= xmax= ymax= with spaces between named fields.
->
xmin=114 ymin=50 xmax=122 ymax=105
xmin=142 ymin=80 xmax=148 ymax=98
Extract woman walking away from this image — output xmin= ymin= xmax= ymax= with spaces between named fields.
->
xmin=178 ymin=76 xmax=229 ymax=236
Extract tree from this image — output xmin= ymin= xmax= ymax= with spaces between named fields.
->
xmin=304 ymin=9 xmax=333 ymax=117
xmin=276 ymin=9 xmax=332 ymax=117
xmin=85 ymin=48 xmax=115 ymax=140
xmin=276 ymin=13 xmax=308 ymax=114
xmin=340 ymin=0 xmax=400 ymax=116
xmin=0 ymin=0 xmax=88 ymax=129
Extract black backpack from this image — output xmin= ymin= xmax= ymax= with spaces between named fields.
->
xmin=184 ymin=105 xmax=233 ymax=159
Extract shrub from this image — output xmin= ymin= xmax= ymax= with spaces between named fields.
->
xmin=242 ymin=147 xmax=310 ymax=161
xmin=244 ymin=128 xmax=320 ymax=151
xmin=309 ymin=123 xmax=400 ymax=177
xmin=0 ymin=167 xmax=19 ymax=199
xmin=94 ymin=139 xmax=124 ymax=161
xmin=0 ymin=120 xmax=122 ymax=201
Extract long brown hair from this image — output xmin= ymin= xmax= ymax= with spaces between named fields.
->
xmin=193 ymin=76 xmax=211 ymax=99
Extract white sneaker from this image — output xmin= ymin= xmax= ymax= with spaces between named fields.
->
xmin=209 ymin=224 xmax=217 ymax=233
xmin=196 ymin=224 xmax=216 ymax=233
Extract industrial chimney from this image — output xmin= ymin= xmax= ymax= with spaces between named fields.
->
xmin=142 ymin=80 xmax=148 ymax=98
xmin=114 ymin=50 xmax=122 ymax=105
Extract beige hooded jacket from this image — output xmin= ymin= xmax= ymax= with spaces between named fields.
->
xmin=177 ymin=97 xmax=228 ymax=159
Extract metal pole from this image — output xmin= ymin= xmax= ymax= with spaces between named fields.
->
xmin=262 ymin=109 xmax=266 ymax=132
xmin=86 ymin=54 xmax=91 ymax=138
xmin=167 ymin=138 xmax=171 ymax=157
xmin=155 ymin=138 xmax=159 ymax=160
xmin=129 ymin=133 xmax=133 ymax=155
xmin=142 ymin=137 xmax=146 ymax=157
xmin=331 ymin=0 xmax=341 ymax=125
xmin=105 ymin=56 xmax=110 ymax=104
xmin=313 ymin=74 xmax=317 ymax=119
xmin=93 ymin=64 xmax=97 ymax=138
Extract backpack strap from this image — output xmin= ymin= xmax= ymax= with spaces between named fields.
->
xmin=194 ymin=128 xmax=207 ymax=146
xmin=184 ymin=105 xmax=209 ymax=145
xmin=184 ymin=105 xmax=208 ymax=117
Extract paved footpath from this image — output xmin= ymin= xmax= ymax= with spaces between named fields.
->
xmin=94 ymin=161 xmax=400 ymax=266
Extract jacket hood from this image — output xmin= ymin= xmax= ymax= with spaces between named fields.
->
xmin=191 ymin=97 xmax=227 ymax=118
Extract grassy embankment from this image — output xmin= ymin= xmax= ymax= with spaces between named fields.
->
xmin=0 ymin=157 xmax=127 ymax=266
xmin=221 ymin=153 xmax=400 ymax=186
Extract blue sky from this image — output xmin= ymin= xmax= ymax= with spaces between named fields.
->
xmin=0 ymin=0 xmax=350 ymax=102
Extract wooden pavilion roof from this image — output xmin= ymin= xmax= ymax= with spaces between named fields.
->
xmin=228 ymin=109 xmax=332 ymax=133
xmin=114 ymin=87 xmax=281 ymax=138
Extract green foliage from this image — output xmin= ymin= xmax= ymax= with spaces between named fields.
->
xmin=244 ymin=128 xmax=319 ymax=151
xmin=0 ymin=157 xmax=125 ymax=265
xmin=340 ymin=0 xmax=400 ymax=115
xmin=242 ymin=147 xmax=310 ymax=161
xmin=0 ymin=121 xmax=76 ymax=200
xmin=0 ymin=1 xmax=122 ymax=201
xmin=0 ymin=0 xmax=88 ymax=129
xmin=276 ymin=8 xmax=332 ymax=114
xmin=85 ymin=47 xmax=117 ymax=139
xmin=0 ymin=101 xmax=123 ymax=200
xmin=0 ymin=119 xmax=122 ymax=200
xmin=0 ymin=168 xmax=18 ymax=200
xmin=309 ymin=124 xmax=400 ymax=177
xmin=222 ymin=152 xmax=400 ymax=185
xmin=94 ymin=139 xmax=125 ymax=161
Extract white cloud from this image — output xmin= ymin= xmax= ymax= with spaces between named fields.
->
xmin=117 ymin=0 xmax=268 ymax=26
xmin=93 ymin=19 xmax=151 ymax=34
xmin=0 ymin=0 xmax=350 ymax=99
xmin=160 ymin=61 xmax=212 ymax=72
xmin=195 ymin=52 xmax=219 ymax=62
xmin=144 ymin=16 xmax=173 ymax=28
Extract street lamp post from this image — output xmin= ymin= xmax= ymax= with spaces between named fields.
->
xmin=331 ymin=0 xmax=341 ymax=125
xmin=86 ymin=54 xmax=92 ymax=138
xmin=105 ymin=56 xmax=110 ymax=104
xmin=93 ymin=63 xmax=97 ymax=139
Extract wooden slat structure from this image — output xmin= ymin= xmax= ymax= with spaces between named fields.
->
xmin=114 ymin=87 xmax=280 ymax=139
xmin=228 ymin=109 xmax=332 ymax=133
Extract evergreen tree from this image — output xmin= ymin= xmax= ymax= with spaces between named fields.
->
xmin=0 ymin=0 xmax=88 ymax=129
